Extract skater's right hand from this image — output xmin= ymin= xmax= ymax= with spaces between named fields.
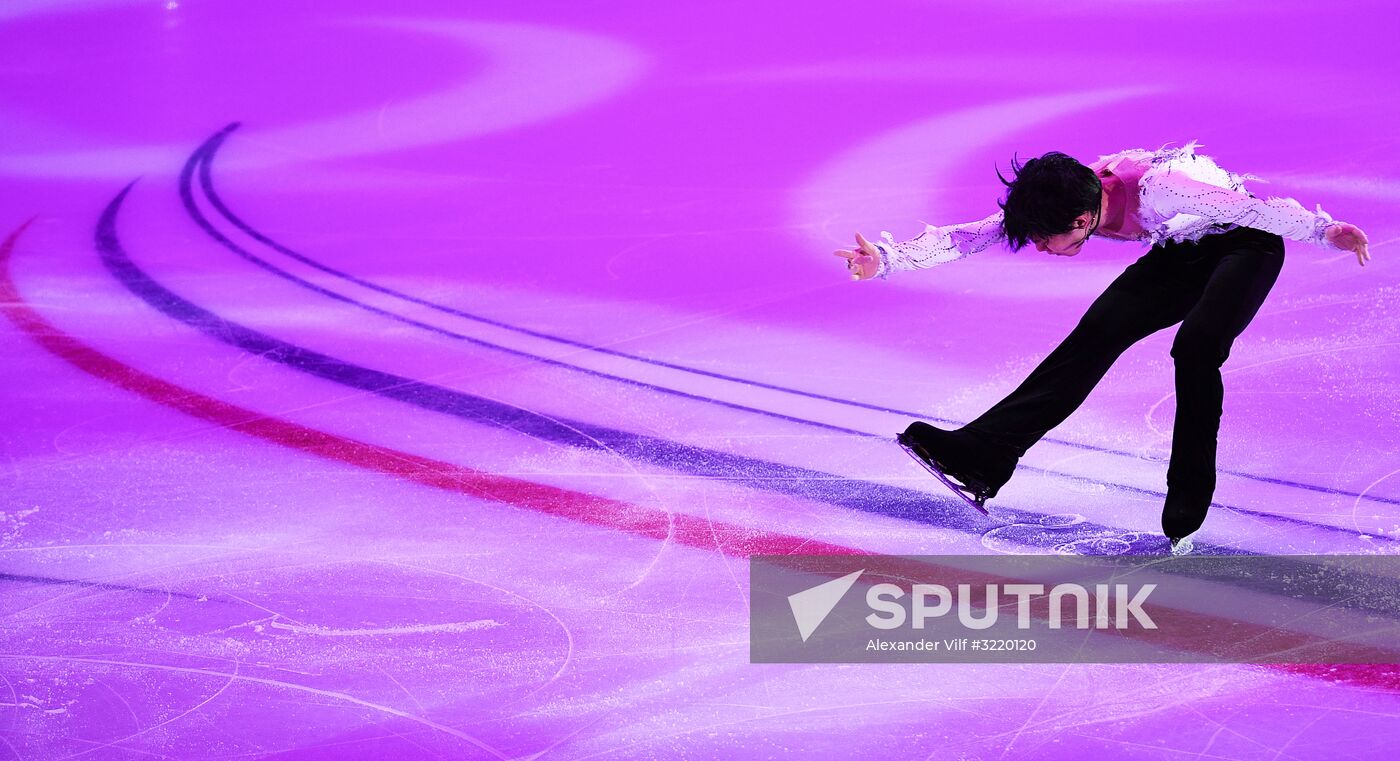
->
xmin=1325 ymin=222 xmax=1370 ymax=267
xmin=833 ymin=232 xmax=883 ymax=281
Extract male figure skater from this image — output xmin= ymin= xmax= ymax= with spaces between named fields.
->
xmin=834 ymin=142 xmax=1371 ymax=552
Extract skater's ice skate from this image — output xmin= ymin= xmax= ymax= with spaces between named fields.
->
xmin=895 ymin=423 xmax=1009 ymax=515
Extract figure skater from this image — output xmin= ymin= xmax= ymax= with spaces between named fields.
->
xmin=834 ymin=142 xmax=1371 ymax=552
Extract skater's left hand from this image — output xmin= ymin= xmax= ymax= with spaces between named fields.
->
xmin=1326 ymin=222 xmax=1370 ymax=267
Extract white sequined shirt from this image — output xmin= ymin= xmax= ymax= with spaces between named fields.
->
xmin=871 ymin=141 xmax=1344 ymax=279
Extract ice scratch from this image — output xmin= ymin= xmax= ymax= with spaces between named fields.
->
xmin=268 ymin=619 xmax=502 ymax=636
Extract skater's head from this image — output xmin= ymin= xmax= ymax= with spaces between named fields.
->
xmin=996 ymin=152 xmax=1103 ymax=256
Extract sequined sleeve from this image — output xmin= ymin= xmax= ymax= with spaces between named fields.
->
xmin=1141 ymin=171 xmax=1342 ymax=249
xmin=870 ymin=211 xmax=1005 ymax=280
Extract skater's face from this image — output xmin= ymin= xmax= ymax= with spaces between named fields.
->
xmin=1031 ymin=211 xmax=1095 ymax=256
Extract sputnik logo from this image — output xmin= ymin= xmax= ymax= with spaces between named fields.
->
xmin=788 ymin=570 xmax=864 ymax=642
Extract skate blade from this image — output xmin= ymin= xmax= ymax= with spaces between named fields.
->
xmin=1169 ymin=535 xmax=1195 ymax=556
xmin=896 ymin=434 xmax=991 ymax=516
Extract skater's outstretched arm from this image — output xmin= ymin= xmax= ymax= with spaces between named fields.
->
xmin=1143 ymin=173 xmax=1372 ymax=266
xmin=833 ymin=211 xmax=1006 ymax=281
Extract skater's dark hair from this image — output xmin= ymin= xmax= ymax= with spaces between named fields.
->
xmin=996 ymin=152 xmax=1103 ymax=251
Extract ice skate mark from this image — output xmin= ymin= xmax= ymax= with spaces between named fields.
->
xmin=1352 ymin=467 xmax=1400 ymax=537
xmin=374 ymin=559 xmax=576 ymax=712
xmin=969 ymin=668 xmax=1252 ymax=755
xmin=441 ymin=375 xmax=680 ymax=593
xmin=5 ymin=572 xmax=180 ymax=625
xmin=224 ymin=345 xmax=285 ymax=391
xmin=1 ymin=653 xmax=513 ymax=758
xmin=523 ymin=714 xmax=613 ymax=761
xmin=1055 ymin=534 xmax=1138 ymax=556
xmin=71 ymin=661 xmax=240 ymax=759
xmin=0 ymin=542 xmax=257 ymax=556
xmin=374 ymin=662 xmax=426 ymax=717
xmin=981 ymin=515 xmax=1085 ymax=555
xmin=0 ymin=572 xmax=205 ymax=601
xmin=702 ymin=490 xmax=753 ymax=617
xmin=49 ymin=410 xmax=131 ymax=457
xmin=978 ymin=515 xmax=1157 ymax=556
xmin=268 ymin=619 xmax=502 ymax=637
xmin=90 ymin=676 xmax=141 ymax=734
xmin=469 ymin=381 xmax=679 ymax=596
xmin=187 ymin=126 xmax=1400 ymax=512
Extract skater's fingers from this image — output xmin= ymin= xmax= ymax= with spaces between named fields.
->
xmin=833 ymin=249 xmax=855 ymax=259
xmin=854 ymin=231 xmax=875 ymax=253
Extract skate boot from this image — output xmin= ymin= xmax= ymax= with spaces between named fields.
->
xmin=895 ymin=421 xmax=1016 ymax=514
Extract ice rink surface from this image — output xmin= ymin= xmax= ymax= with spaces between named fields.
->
xmin=1 ymin=0 xmax=1398 ymax=757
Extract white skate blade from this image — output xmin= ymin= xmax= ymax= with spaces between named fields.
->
xmin=1169 ymin=535 xmax=1195 ymax=556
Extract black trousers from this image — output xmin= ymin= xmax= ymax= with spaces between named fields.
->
xmin=961 ymin=226 xmax=1286 ymax=536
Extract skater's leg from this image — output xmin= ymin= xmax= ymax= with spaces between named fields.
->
xmin=959 ymin=246 xmax=1199 ymax=474
xmin=1163 ymin=228 xmax=1286 ymax=538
